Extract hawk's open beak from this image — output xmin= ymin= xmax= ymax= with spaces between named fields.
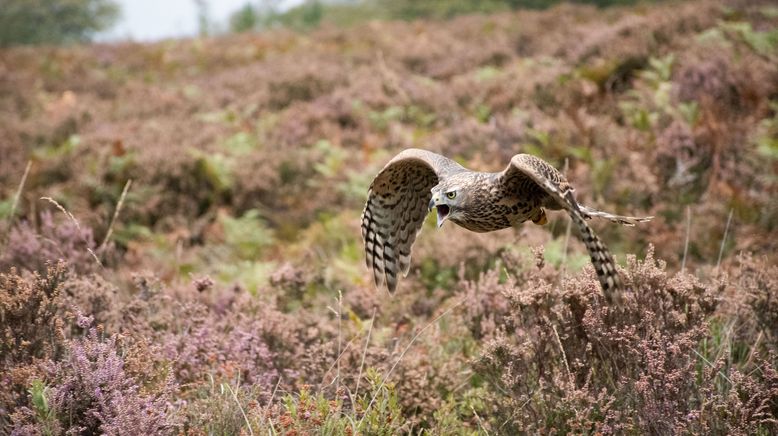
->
xmin=429 ymin=197 xmax=450 ymax=228
xmin=435 ymin=205 xmax=450 ymax=228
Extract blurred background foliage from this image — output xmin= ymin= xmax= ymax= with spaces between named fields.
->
xmin=0 ymin=0 xmax=119 ymax=46
xmin=231 ymin=0 xmax=665 ymax=32
xmin=0 ymin=0 xmax=668 ymax=47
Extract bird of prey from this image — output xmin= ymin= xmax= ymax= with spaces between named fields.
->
xmin=361 ymin=148 xmax=651 ymax=302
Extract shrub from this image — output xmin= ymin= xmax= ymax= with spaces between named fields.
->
xmin=0 ymin=264 xmax=68 ymax=432
xmin=0 ymin=263 xmax=68 ymax=367
xmin=468 ymin=246 xmax=778 ymax=434
xmin=43 ymin=327 xmax=180 ymax=435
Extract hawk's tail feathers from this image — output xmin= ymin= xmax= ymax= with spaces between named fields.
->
xmin=579 ymin=205 xmax=653 ymax=227
xmin=569 ymin=210 xmax=623 ymax=304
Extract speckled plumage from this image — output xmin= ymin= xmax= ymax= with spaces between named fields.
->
xmin=361 ymin=148 xmax=651 ymax=302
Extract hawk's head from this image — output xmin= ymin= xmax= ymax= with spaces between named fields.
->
xmin=428 ymin=175 xmax=474 ymax=228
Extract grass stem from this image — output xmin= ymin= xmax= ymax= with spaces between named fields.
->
xmin=9 ymin=160 xmax=31 ymax=222
xmin=40 ymin=196 xmax=103 ymax=268
xmin=355 ymin=307 xmax=377 ymax=399
xmin=716 ymin=208 xmax=734 ymax=273
xmin=225 ymin=383 xmax=254 ymax=436
xmin=358 ymin=297 xmax=464 ymax=428
xmin=99 ymin=179 xmax=132 ymax=251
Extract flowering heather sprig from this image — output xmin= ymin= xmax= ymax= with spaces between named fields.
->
xmin=158 ymin=301 xmax=285 ymax=393
xmin=75 ymin=312 xmax=94 ymax=329
xmin=47 ymin=329 xmax=180 ymax=435
xmin=192 ymin=275 xmax=215 ymax=293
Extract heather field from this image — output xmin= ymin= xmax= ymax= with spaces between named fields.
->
xmin=2 ymin=0 xmax=778 ymax=434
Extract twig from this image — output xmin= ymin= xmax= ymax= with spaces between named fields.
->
xmin=40 ymin=197 xmax=103 ymax=268
xmin=264 ymin=377 xmax=282 ymax=436
xmin=718 ymin=321 xmax=734 ymax=364
xmin=225 ymin=383 xmax=254 ymax=436
xmin=319 ymin=335 xmax=359 ymax=387
xmin=499 ymin=392 xmax=533 ymax=432
xmin=337 ymin=291 xmax=342 ymax=395
xmin=681 ymin=206 xmax=691 ymax=274
xmin=358 ymin=298 xmax=465 ymax=428
xmin=9 ymin=160 xmax=32 ymax=221
xmin=552 ymin=324 xmax=573 ymax=385
xmin=691 ymin=347 xmax=733 ymax=385
xmin=744 ymin=330 xmax=763 ymax=370
xmin=715 ymin=208 xmax=734 ymax=273
xmin=355 ymin=307 xmax=377 ymax=399
xmin=471 ymin=405 xmax=490 ymax=435
xmin=268 ymin=376 xmax=282 ymax=406
xmin=341 ymin=412 xmax=359 ymax=435
xmin=99 ymin=179 xmax=132 ymax=251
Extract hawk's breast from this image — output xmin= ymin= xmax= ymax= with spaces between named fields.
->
xmin=454 ymin=185 xmax=540 ymax=232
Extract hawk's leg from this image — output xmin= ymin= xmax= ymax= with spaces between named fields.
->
xmin=531 ymin=208 xmax=548 ymax=225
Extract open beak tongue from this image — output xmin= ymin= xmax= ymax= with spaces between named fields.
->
xmin=436 ymin=205 xmax=450 ymax=228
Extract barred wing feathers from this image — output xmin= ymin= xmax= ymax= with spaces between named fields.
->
xmin=361 ymin=149 xmax=465 ymax=293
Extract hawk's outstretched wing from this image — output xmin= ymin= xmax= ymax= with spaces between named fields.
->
xmin=361 ymin=149 xmax=465 ymax=293
xmin=500 ymin=154 xmax=624 ymax=302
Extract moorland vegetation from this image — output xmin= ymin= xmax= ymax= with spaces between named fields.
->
xmin=1 ymin=0 xmax=777 ymax=433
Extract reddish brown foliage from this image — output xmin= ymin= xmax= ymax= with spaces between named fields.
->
xmin=1 ymin=0 xmax=777 ymax=433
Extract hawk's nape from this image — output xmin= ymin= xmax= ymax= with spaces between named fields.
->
xmin=360 ymin=149 xmax=465 ymax=292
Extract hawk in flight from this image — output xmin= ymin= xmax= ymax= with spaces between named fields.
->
xmin=361 ymin=149 xmax=651 ymax=302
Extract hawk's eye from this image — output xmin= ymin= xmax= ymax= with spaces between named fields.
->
xmin=446 ymin=191 xmax=457 ymax=199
